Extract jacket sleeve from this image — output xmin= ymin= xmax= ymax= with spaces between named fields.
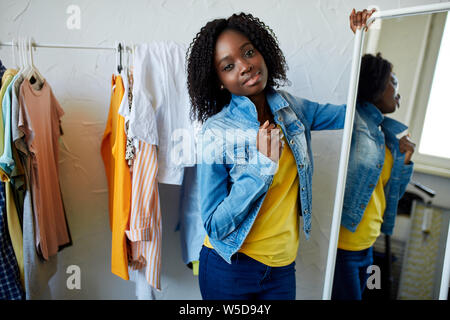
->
xmin=309 ymin=102 xmax=347 ymax=131
xmin=288 ymin=93 xmax=347 ymax=131
xmin=198 ymin=129 xmax=277 ymax=241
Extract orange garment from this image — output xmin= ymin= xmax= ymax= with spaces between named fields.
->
xmin=101 ymin=75 xmax=131 ymax=280
xmin=101 ymin=75 xmax=122 ymax=230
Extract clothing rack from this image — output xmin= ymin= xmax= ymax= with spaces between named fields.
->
xmin=0 ymin=41 xmax=116 ymax=51
xmin=0 ymin=40 xmax=133 ymax=74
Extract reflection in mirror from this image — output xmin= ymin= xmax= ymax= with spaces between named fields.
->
xmin=332 ymin=12 xmax=450 ymax=300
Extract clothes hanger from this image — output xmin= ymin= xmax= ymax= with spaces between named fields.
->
xmin=18 ymin=37 xmax=30 ymax=76
xmin=11 ymin=38 xmax=18 ymax=70
xmin=25 ymin=37 xmax=45 ymax=89
xmin=125 ymin=42 xmax=133 ymax=74
xmin=117 ymin=42 xmax=123 ymax=74
xmin=125 ymin=42 xmax=135 ymax=83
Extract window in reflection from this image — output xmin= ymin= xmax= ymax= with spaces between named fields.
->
xmin=419 ymin=14 xmax=450 ymax=159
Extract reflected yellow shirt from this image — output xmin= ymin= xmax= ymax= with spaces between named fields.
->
xmin=338 ymin=146 xmax=393 ymax=251
xmin=205 ymin=135 xmax=299 ymax=267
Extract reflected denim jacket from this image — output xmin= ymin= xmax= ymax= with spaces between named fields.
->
xmin=341 ymin=102 xmax=414 ymax=235
xmin=197 ymin=88 xmax=346 ymax=263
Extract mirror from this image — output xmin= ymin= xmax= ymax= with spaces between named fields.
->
xmin=329 ymin=6 xmax=450 ymax=300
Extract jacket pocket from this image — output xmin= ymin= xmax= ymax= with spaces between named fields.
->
xmin=285 ymin=120 xmax=304 ymax=136
xmin=354 ymin=127 xmax=379 ymax=156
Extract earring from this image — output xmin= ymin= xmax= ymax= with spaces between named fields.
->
xmin=220 ymin=84 xmax=224 ymax=90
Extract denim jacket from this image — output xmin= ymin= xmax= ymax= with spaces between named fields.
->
xmin=341 ymin=102 xmax=414 ymax=235
xmin=197 ymin=88 xmax=346 ymax=263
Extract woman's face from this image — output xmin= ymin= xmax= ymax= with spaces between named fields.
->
xmin=214 ymin=29 xmax=268 ymax=98
xmin=375 ymin=72 xmax=401 ymax=114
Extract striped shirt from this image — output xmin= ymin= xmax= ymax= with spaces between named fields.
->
xmin=125 ymin=141 xmax=162 ymax=290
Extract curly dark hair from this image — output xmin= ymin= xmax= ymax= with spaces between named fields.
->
xmin=357 ymin=52 xmax=393 ymax=104
xmin=186 ymin=12 xmax=289 ymax=124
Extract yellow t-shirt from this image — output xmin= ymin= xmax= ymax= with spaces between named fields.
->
xmin=338 ymin=146 xmax=393 ymax=251
xmin=204 ymin=134 xmax=300 ymax=267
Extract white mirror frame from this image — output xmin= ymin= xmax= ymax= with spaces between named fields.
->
xmin=323 ymin=2 xmax=450 ymax=300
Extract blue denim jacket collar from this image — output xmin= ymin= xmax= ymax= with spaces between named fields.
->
xmin=358 ymin=101 xmax=408 ymax=136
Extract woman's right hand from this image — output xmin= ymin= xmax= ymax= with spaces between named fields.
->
xmin=257 ymin=120 xmax=283 ymax=163
xmin=399 ymin=134 xmax=415 ymax=164
xmin=350 ymin=8 xmax=376 ymax=33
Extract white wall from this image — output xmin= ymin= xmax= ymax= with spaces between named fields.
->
xmin=0 ymin=0 xmax=447 ymax=300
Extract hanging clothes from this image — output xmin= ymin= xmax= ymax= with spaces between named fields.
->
xmin=0 ymin=60 xmax=6 ymax=87
xmin=0 ymin=69 xmax=25 ymax=291
xmin=101 ymin=74 xmax=131 ymax=281
xmin=0 ymin=68 xmax=23 ymax=300
xmin=1 ymin=72 xmax=25 ymax=289
xmin=0 ymin=182 xmax=23 ymax=299
xmin=11 ymin=73 xmax=57 ymax=300
xmin=130 ymin=41 xmax=196 ymax=185
xmin=126 ymin=141 xmax=162 ymax=290
xmin=101 ymin=75 xmax=124 ymax=230
xmin=117 ymin=64 xmax=163 ymax=295
xmin=0 ymin=69 xmax=17 ymax=158
xmin=10 ymin=73 xmax=26 ymax=225
xmin=18 ymin=78 xmax=71 ymax=261
xmin=131 ymin=42 xmax=205 ymax=276
xmin=177 ymin=165 xmax=204 ymax=267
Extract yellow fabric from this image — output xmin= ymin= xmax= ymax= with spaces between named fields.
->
xmin=100 ymin=75 xmax=131 ymax=280
xmin=100 ymin=75 xmax=121 ymax=230
xmin=203 ymin=234 xmax=214 ymax=249
xmin=338 ymin=146 xmax=393 ymax=251
xmin=204 ymin=135 xmax=300 ymax=267
xmin=192 ymin=260 xmax=199 ymax=276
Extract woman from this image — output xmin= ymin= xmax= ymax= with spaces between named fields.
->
xmin=187 ymin=9 xmax=375 ymax=300
xmin=332 ymin=53 xmax=416 ymax=300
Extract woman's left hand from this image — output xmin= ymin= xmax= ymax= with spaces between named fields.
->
xmin=399 ymin=134 xmax=416 ymax=164
xmin=350 ymin=8 xmax=376 ymax=33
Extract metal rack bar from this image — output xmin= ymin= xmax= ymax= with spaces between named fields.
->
xmin=0 ymin=41 xmax=116 ymax=51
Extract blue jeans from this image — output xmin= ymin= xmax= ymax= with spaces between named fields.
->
xmin=331 ymin=247 xmax=374 ymax=300
xmin=199 ymin=246 xmax=296 ymax=300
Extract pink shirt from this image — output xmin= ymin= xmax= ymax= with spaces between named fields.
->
xmin=19 ymin=79 xmax=70 ymax=260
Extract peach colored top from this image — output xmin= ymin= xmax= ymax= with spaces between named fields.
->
xmin=18 ymin=79 xmax=70 ymax=261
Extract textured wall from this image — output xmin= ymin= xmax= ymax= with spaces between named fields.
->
xmin=0 ymin=0 xmax=444 ymax=299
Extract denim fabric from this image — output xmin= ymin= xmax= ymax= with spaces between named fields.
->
xmin=331 ymin=247 xmax=374 ymax=300
xmin=342 ymin=102 xmax=414 ymax=235
xmin=178 ymin=165 xmax=205 ymax=264
xmin=199 ymin=246 xmax=296 ymax=300
xmin=197 ymin=88 xmax=346 ymax=263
